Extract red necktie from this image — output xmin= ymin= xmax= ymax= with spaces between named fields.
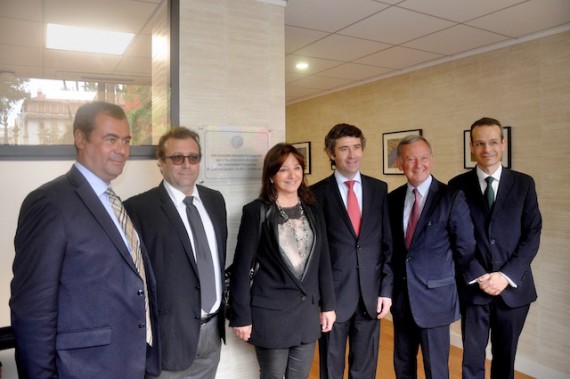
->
xmin=405 ymin=188 xmax=420 ymax=249
xmin=345 ymin=180 xmax=361 ymax=236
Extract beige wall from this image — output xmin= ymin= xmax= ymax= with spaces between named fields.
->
xmin=286 ymin=31 xmax=570 ymax=377
xmin=178 ymin=0 xmax=285 ymax=377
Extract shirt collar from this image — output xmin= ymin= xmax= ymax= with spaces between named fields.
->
xmin=74 ymin=162 xmax=110 ymax=197
xmin=333 ymin=170 xmax=362 ymax=186
xmin=476 ymin=165 xmax=502 ymax=183
xmin=407 ymin=175 xmax=432 ymax=198
xmin=163 ymin=180 xmax=200 ymax=206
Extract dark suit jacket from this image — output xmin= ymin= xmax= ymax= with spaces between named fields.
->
xmin=311 ymin=174 xmax=393 ymax=322
xmin=388 ymin=177 xmax=478 ymax=328
xmin=125 ymin=182 xmax=227 ymax=371
xmin=10 ymin=165 xmax=160 ymax=379
xmin=229 ymin=199 xmax=335 ymax=349
xmin=449 ymin=168 xmax=542 ymax=307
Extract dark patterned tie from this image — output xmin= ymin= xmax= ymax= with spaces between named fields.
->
xmin=405 ymin=188 xmax=420 ymax=249
xmin=484 ymin=176 xmax=495 ymax=209
xmin=184 ymin=196 xmax=217 ymax=312
xmin=105 ymin=188 xmax=152 ymax=345
xmin=345 ymin=180 xmax=361 ymax=236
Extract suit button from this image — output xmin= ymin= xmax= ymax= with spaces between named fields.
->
xmin=137 ymin=290 xmax=144 ymax=296
xmin=301 ymin=296 xmax=307 ymax=302
xmin=138 ymin=323 xmax=145 ymax=329
xmin=490 ymin=239 xmax=496 ymax=244
xmin=406 ymin=257 xmax=411 ymax=262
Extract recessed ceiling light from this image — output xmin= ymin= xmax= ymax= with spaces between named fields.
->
xmin=296 ymin=62 xmax=309 ymax=70
xmin=46 ymin=23 xmax=134 ymax=55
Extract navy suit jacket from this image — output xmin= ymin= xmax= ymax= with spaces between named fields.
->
xmin=229 ymin=199 xmax=335 ymax=349
xmin=388 ymin=177 xmax=477 ymax=328
xmin=10 ymin=165 xmax=160 ymax=379
xmin=311 ymin=174 xmax=393 ymax=322
xmin=125 ymin=182 xmax=227 ymax=371
xmin=449 ymin=168 xmax=542 ymax=307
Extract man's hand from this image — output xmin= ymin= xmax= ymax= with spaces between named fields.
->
xmin=233 ymin=325 xmax=252 ymax=341
xmin=478 ymin=272 xmax=509 ymax=296
xmin=320 ymin=311 xmax=336 ymax=332
xmin=377 ymin=297 xmax=392 ymax=319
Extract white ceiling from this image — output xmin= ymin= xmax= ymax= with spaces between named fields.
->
xmin=1 ymin=0 xmax=569 ymax=105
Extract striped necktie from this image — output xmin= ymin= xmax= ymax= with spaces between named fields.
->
xmin=106 ymin=188 xmax=152 ymax=346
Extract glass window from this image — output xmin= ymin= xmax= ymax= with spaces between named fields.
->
xmin=0 ymin=0 xmax=174 ymax=159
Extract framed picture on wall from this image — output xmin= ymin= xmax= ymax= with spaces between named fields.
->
xmin=292 ymin=141 xmax=311 ymax=175
xmin=382 ymin=129 xmax=423 ymax=175
xmin=463 ymin=126 xmax=511 ymax=169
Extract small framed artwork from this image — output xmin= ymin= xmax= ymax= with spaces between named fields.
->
xmin=463 ymin=126 xmax=511 ymax=169
xmin=382 ymin=129 xmax=423 ymax=175
xmin=292 ymin=141 xmax=312 ymax=174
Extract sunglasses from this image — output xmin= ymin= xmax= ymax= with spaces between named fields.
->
xmin=164 ymin=153 xmax=201 ymax=165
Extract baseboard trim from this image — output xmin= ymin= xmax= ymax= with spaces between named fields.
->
xmin=450 ymin=330 xmax=569 ymax=379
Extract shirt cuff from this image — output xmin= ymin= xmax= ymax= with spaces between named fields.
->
xmin=499 ymin=272 xmax=517 ymax=288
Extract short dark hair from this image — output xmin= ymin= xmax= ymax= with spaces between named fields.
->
xmin=260 ymin=143 xmax=314 ymax=205
xmin=73 ymin=101 xmax=127 ymax=141
xmin=324 ymin=123 xmax=366 ymax=166
xmin=156 ymin=126 xmax=201 ymax=159
xmin=470 ymin=117 xmax=503 ymax=142
xmin=324 ymin=123 xmax=366 ymax=154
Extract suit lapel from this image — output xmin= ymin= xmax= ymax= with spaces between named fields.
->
xmin=197 ymin=186 xmax=225 ymax=276
xmin=494 ymin=168 xmax=513 ymax=214
xmin=267 ymin=204 xmax=308 ymax=293
xmin=408 ymin=178 xmax=440 ymax=249
xmin=157 ymin=183 xmax=200 ymax=274
xmin=360 ymin=174 xmax=372 ymax=236
xmin=326 ymin=174 xmax=359 ymax=238
xmin=69 ymin=166 xmax=138 ymax=274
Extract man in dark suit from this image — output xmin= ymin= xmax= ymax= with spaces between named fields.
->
xmin=125 ymin=126 xmax=227 ymax=379
xmin=10 ymin=101 xmax=160 ymax=378
xmin=449 ymin=117 xmax=542 ymax=379
xmin=311 ymin=123 xmax=393 ymax=379
xmin=388 ymin=135 xmax=477 ymax=379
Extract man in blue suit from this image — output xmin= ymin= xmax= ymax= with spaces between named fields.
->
xmin=449 ymin=117 xmax=542 ymax=379
xmin=10 ymin=101 xmax=160 ymax=378
xmin=388 ymin=135 xmax=477 ymax=379
xmin=125 ymin=127 xmax=227 ymax=379
xmin=312 ymin=123 xmax=393 ymax=379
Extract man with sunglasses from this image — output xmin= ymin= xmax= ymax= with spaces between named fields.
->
xmin=125 ymin=126 xmax=228 ymax=379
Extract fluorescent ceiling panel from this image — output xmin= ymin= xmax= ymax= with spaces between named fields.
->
xmin=46 ymin=23 xmax=134 ymax=55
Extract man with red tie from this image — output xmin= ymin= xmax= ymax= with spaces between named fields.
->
xmin=312 ymin=123 xmax=393 ymax=378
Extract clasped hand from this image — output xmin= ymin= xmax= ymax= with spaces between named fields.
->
xmin=477 ymin=272 xmax=509 ymax=296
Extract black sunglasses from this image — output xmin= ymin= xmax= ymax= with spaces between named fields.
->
xmin=164 ymin=153 xmax=201 ymax=165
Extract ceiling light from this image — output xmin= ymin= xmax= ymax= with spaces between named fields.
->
xmin=296 ymin=62 xmax=309 ymax=70
xmin=47 ymin=23 xmax=134 ymax=55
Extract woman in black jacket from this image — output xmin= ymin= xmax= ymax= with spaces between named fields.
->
xmin=230 ymin=143 xmax=336 ymax=379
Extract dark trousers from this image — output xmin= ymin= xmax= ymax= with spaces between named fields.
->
xmin=255 ymin=341 xmax=316 ymax=379
xmin=319 ymin=302 xmax=380 ymax=379
xmin=393 ymin=299 xmax=451 ymax=379
xmin=461 ymin=299 xmax=530 ymax=379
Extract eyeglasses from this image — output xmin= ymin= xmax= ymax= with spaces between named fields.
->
xmin=164 ymin=153 xmax=201 ymax=165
